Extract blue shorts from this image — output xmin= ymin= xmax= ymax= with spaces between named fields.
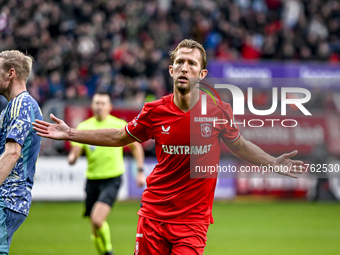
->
xmin=0 ymin=206 xmax=26 ymax=254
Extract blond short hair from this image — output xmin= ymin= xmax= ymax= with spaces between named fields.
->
xmin=169 ymin=39 xmax=207 ymax=69
xmin=0 ymin=50 xmax=33 ymax=81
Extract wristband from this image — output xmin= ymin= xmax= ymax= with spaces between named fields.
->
xmin=138 ymin=168 xmax=144 ymax=173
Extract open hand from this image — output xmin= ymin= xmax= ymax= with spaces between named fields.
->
xmin=33 ymin=113 xmax=71 ymax=140
xmin=273 ymin=150 xmax=304 ymax=178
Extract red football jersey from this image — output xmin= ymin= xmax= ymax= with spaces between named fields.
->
xmin=125 ymin=93 xmax=240 ymax=224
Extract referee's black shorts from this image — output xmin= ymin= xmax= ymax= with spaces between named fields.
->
xmin=84 ymin=175 xmax=122 ymax=217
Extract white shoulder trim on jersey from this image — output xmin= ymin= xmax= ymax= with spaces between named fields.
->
xmin=227 ymin=132 xmax=241 ymax=143
xmin=125 ymin=125 xmax=142 ymax=143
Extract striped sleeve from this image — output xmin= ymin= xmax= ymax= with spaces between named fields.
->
xmin=6 ymin=94 xmax=32 ymax=146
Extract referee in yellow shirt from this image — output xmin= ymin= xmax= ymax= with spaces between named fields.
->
xmin=68 ymin=92 xmax=145 ymax=255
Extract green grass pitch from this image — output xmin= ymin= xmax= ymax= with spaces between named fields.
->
xmin=10 ymin=201 xmax=340 ymax=255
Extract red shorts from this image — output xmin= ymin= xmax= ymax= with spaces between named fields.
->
xmin=134 ymin=216 xmax=209 ymax=255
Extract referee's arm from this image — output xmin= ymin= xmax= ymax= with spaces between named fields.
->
xmin=68 ymin=145 xmax=83 ymax=165
xmin=127 ymin=142 xmax=146 ymax=187
xmin=127 ymin=142 xmax=144 ymax=170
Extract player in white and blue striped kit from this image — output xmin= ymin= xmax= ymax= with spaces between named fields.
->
xmin=0 ymin=50 xmax=42 ymax=254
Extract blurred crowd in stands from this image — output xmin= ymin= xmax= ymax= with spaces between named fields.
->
xmin=0 ymin=0 xmax=340 ymax=110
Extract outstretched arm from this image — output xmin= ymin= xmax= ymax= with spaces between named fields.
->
xmin=33 ymin=114 xmax=135 ymax=147
xmin=224 ymin=135 xmax=304 ymax=178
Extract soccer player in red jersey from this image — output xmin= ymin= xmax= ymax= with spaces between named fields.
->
xmin=33 ymin=39 xmax=304 ymax=255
